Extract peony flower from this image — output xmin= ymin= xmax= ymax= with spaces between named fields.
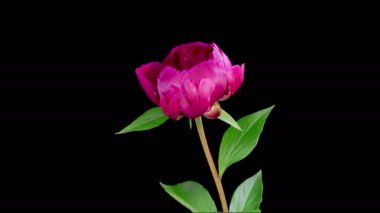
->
xmin=136 ymin=42 xmax=244 ymax=120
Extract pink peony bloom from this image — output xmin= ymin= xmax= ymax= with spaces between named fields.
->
xmin=136 ymin=42 xmax=244 ymax=120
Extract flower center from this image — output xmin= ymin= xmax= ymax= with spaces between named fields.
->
xmin=164 ymin=44 xmax=213 ymax=71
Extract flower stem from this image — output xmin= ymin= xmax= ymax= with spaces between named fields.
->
xmin=195 ymin=117 xmax=228 ymax=212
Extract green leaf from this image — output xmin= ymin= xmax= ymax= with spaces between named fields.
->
xmin=189 ymin=118 xmax=193 ymax=130
xmin=218 ymin=109 xmax=242 ymax=131
xmin=230 ymin=170 xmax=263 ymax=212
xmin=116 ymin=107 xmax=169 ymax=134
xmin=160 ymin=181 xmax=217 ymax=212
xmin=218 ymin=105 xmax=274 ymax=177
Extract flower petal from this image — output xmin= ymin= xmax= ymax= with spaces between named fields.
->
xmin=163 ymin=42 xmax=213 ymax=70
xmin=180 ymin=78 xmax=215 ymax=118
xmin=182 ymin=60 xmax=227 ymax=103
xmin=223 ymin=64 xmax=245 ymax=100
xmin=229 ymin=64 xmax=245 ymax=95
xmin=135 ymin=62 xmax=163 ymax=105
xmin=182 ymin=79 xmax=198 ymax=104
xmin=211 ymin=43 xmax=232 ymax=68
xmin=197 ymin=78 xmax=216 ymax=110
xmin=157 ymin=66 xmax=182 ymax=96
xmin=159 ymin=86 xmax=182 ymax=120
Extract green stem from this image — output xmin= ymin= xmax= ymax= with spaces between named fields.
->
xmin=195 ymin=117 xmax=229 ymax=213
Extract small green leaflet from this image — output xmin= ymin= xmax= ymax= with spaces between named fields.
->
xmin=116 ymin=107 xmax=169 ymax=134
xmin=189 ymin=119 xmax=193 ymax=129
xmin=218 ymin=109 xmax=242 ymax=131
xmin=230 ymin=170 xmax=263 ymax=212
xmin=160 ymin=181 xmax=217 ymax=212
xmin=218 ymin=105 xmax=274 ymax=177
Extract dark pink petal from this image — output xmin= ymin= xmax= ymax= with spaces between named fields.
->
xmin=211 ymin=43 xmax=232 ymax=68
xmin=230 ymin=64 xmax=245 ymax=94
xmin=179 ymin=80 xmax=197 ymax=118
xmin=135 ymin=62 xmax=163 ymax=105
xmin=157 ymin=66 xmax=182 ymax=96
xmin=182 ymin=79 xmax=198 ymax=104
xmin=157 ymin=66 xmax=184 ymax=119
xmin=198 ymin=78 xmax=215 ymax=108
xmin=182 ymin=60 xmax=227 ymax=103
xmin=181 ymin=78 xmax=215 ymax=118
xmin=223 ymin=64 xmax=245 ymax=100
xmin=163 ymin=42 xmax=213 ymax=71
xmin=159 ymin=86 xmax=182 ymax=120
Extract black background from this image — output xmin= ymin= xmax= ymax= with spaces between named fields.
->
xmin=1 ymin=4 xmax=379 ymax=211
